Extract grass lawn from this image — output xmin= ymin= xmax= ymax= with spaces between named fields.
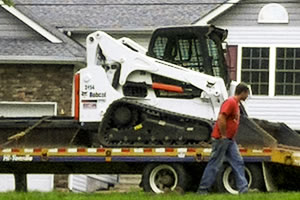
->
xmin=0 ymin=191 xmax=300 ymax=200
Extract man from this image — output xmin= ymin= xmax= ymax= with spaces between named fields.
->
xmin=197 ymin=82 xmax=250 ymax=194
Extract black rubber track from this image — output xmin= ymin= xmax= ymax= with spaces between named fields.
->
xmin=98 ymin=99 xmax=213 ymax=147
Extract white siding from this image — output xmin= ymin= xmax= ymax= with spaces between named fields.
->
xmin=223 ymin=26 xmax=300 ymax=45
xmin=211 ymin=1 xmax=300 ymax=45
xmin=212 ymin=0 xmax=300 ymax=26
xmin=246 ymin=97 xmax=300 ymax=130
xmin=210 ymin=1 xmax=300 ymax=130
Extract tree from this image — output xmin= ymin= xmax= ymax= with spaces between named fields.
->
xmin=2 ymin=0 xmax=14 ymax=6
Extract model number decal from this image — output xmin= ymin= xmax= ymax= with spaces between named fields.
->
xmin=84 ymin=84 xmax=95 ymax=90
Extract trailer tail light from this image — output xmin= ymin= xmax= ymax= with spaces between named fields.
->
xmin=74 ymin=73 xmax=80 ymax=120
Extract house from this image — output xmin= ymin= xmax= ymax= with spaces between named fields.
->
xmin=1 ymin=0 xmax=226 ymax=117
xmin=195 ymin=0 xmax=300 ymax=130
xmin=1 ymin=0 xmax=300 ymax=192
xmin=1 ymin=0 xmax=300 ymax=126
xmin=0 ymin=0 xmax=226 ymax=191
xmin=0 ymin=1 xmax=85 ymax=117
xmin=7 ymin=0 xmax=299 ymax=131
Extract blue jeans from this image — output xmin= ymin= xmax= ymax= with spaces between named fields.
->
xmin=198 ymin=139 xmax=248 ymax=193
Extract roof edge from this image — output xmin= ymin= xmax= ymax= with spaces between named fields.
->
xmin=0 ymin=1 xmax=62 ymax=43
xmin=60 ymin=27 xmax=154 ymax=35
xmin=194 ymin=0 xmax=241 ymax=25
xmin=0 ymin=56 xmax=85 ymax=64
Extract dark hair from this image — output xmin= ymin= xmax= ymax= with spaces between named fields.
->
xmin=235 ymin=82 xmax=249 ymax=95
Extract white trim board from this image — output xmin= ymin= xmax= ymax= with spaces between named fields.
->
xmin=0 ymin=1 xmax=62 ymax=43
xmin=194 ymin=0 xmax=241 ymax=25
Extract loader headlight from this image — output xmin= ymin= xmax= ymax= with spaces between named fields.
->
xmin=83 ymin=74 xmax=91 ymax=82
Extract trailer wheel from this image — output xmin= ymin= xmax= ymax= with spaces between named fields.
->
xmin=215 ymin=163 xmax=265 ymax=194
xmin=141 ymin=164 xmax=189 ymax=193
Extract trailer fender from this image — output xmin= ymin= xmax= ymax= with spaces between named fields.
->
xmin=141 ymin=163 xmax=189 ymax=194
xmin=262 ymin=162 xmax=277 ymax=192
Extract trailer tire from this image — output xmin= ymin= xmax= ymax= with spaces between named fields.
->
xmin=141 ymin=164 xmax=189 ymax=194
xmin=215 ymin=163 xmax=265 ymax=194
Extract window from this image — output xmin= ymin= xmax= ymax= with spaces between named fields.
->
xmin=275 ymin=48 xmax=300 ymax=95
xmin=241 ymin=47 xmax=269 ymax=95
xmin=152 ymin=36 xmax=168 ymax=59
xmin=239 ymin=46 xmax=300 ymax=96
xmin=173 ymin=38 xmax=204 ymax=70
xmin=207 ymin=39 xmax=221 ymax=77
xmin=258 ymin=3 xmax=289 ymax=24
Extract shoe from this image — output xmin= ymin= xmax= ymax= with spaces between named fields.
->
xmin=196 ymin=189 xmax=208 ymax=195
xmin=248 ymin=188 xmax=259 ymax=193
xmin=174 ymin=186 xmax=185 ymax=195
xmin=239 ymin=187 xmax=248 ymax=194
xmin=239 ymin=188 xmax=259 ymax=194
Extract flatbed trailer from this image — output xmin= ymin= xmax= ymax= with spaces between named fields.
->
xmin=1 ymin=145 xmax=300 ymax=193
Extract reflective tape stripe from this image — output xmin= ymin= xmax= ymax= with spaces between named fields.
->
xmin=240 ymin=148 xmax=247 ymax=153
xmin=134 ymin=148 xmax=144 ymax=153
xmin=87 ymin=148 xmax=97 ymax=153
xmin=48 ymin=149 xmax=58 ymax=153
xmin=24 ymin=149 xmax=34 ymax=153
xmin=203 ymin=148 xmax=212 ymax=153
xmin=67 ymin=148 xmax=77 ymax=153
xmin=177 ymin=148 xmax=187 ymax=153
xmin=252 ymin=149 xmax=263 ymax=153
xmin=155 ymin=148 xmax=165 ymax=153
xmin=166 ymin=148 xmax=174 ymax=152
xmin=2 ymin=149 xmax=12 ymax=153
xmin=122 ymin=148 xmax=130 ymax=153
xmin=293 ymin=152 xmax=300 ymax=157
xmin=112 ymin=149 xmax=122 ymax=153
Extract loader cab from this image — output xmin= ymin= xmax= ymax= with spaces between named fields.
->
xmin=147 ymin=25 xmax=230 ymax=85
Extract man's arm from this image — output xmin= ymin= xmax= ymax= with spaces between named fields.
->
xmin=217 ymin=113 xmax=227 ymax=139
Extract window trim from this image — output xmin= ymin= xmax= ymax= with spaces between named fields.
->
xmin=0 ymin=101 xmax=57 ymax=117
xmin=237 ymin=44 xmax=300 ymax=97
xmin=258 ymin=3 xmax=289 ymax=24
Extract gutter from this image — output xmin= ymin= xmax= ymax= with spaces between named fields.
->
xmin=0 ymin=56 xmax=86 ymax=65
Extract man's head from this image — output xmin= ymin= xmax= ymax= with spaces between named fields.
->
xmin=235 ymin=82 xmax=249 ymax=101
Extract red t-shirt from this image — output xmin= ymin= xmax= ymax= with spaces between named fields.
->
xmin=211 ymin=97 xmax=240 ymax=139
